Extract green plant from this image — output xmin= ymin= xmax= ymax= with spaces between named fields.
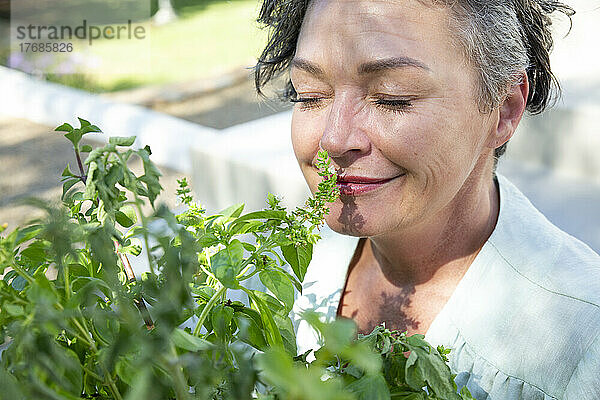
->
xmin=0 ymin=119 xmax=473 ymax=400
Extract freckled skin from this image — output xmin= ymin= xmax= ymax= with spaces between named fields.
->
xmin=290 ymin=0 xmax=528 ymax=334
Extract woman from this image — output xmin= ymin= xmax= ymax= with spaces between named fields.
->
xmin=255 ymin=0 xmax=599 ymax=399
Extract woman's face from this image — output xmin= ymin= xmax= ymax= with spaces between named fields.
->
xmin=290 ymin=0 xmax=499 ymax=237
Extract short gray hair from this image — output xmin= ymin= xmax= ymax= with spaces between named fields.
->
xmin=440 ymin=0 xmax=574 ymax=158
xmin=254 ymin=0 xmax=574 ymax=160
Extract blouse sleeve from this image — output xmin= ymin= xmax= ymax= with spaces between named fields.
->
xmin=564 ymin=332 xmax=600 ymax=399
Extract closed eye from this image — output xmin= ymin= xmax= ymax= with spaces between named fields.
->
xmin=290 ymin=96 xmax=413 ymax=113
xmin=290 ymin=97 xmax=327 ymax=111
xmin=373 ymin=98 xmax=413 ymax=114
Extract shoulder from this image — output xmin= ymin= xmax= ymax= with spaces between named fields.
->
xmin=491 ymin=174 xmax=600 ymax=307
xmin=445 ymin=175 xmax=600 ymax=398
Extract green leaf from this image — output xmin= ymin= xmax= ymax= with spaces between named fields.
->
xmin=222 ymin=239 xmax=243 ymax=265
xmin=255 ymin=348 xmax=296 ymax=392
xmin=345 ymin=374 xmax=390 ymax=400
xmin=2 ymin=270 xmax=17 ymax=284
xmin=55 ymin=122 xmax=73 ymax=132
xmin=124 ymin=225 xmax=146 ymax=240
xmin=321 ymin=318 xmax=356 ymax=353
xmin=228 ymin=210 xmax=286 ymax=235
xmin=404 ymin=334 xmax=461 ymax=399
xmin=121 ymin=238 xmax=142 ymax=256
xmin=62 ymin=178 xmax=79 ymax=200
xmin=171 ymin=328 xmax=213 ymax=351
xmin=115 ymin=210 xmax=135 ymax=228
xmin=56 ymin=347 xmax=84 ymax=394
xmin=84 ymin=162 xmax=98 ymax=200
xmin=71 ymin=191 xmax=84 ymax=201
xmin=65 ymin=128 xmax=83 ymax=147
xmin=211 ymin=304 xmax=234 ymax=339
xmin=11 ymin=275 xmax=27 ymax=291
xmin=228 ymin=220 xmax=264 ymax=235
xmin=242 ymin=242 xmax=257 ymax=252
xmin=61 ymin=165 xmax=76 ymax=178
xmin=237 ymin=306 xmax=264 ymax=328
xmin=244 ymin=288 xmax=284 ymax=349
xmin=253 ymin=291 xmax=285 ymax=315
xmin=234 ymin=210 xmax=286 ymax=223
xmin=218 ymin=203 xmax=245 ymax=218
xmin=116 ymin=357 xmax=137 ymax=386
xmin=342 ymin=342 xmax=383 ymax=376
xmin=80 ymin=144 xmax=93 ymax=153
xmin=71 ymin=276 xmax=112 ymax=302
xmin=109 ymin=136 xmax=136 ymax=147
xmin=77 ymin=117 xmax=91 ymax=127
xmin=281 ymin=243 xmax=313 ymax=282
xmin=198 ymin=233 xmax=219 ymax=247
xmin=15 ymin=225 xmax=43 ymax=245
xmin=192 ymin=285 xmax=216 ymax=302
xmin=80 ymin=125 xmax=101 ymax=134
xmin=273 ymin=313 xmax=298 ymax=355
xmin=97 ymin=200 xmax=107 ymax=224
xmin=259 ymin=269 xmax=295 ymax=312
xmin=235 ymin=312 xmax=268 ymax=351
xmin=4 ymin=303 xmax=25 ymax=316
xmin=210 ymin=240 xmax=244 ymax=289
xmin=19 ymin=244 xmax=47 ymax=264
xmin=258 ymin=347 xmax=353 ymax=400
xmin=136 ymin=146 xmax=162 ymax=206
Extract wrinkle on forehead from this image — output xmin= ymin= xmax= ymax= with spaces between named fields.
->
xmin=306 ymin=0 xmax=423 ymax=30
xmin=298 ymin=0 xmax=454 ymax=76
xmin=303 ymin=0 xmax=451 ymax=44
xmin=306 ymin=0 xmax=448 ymax=22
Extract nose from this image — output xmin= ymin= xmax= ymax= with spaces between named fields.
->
xmin=319 ymin=94 xmax=370 ymax=166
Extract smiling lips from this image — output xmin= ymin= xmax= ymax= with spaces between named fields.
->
xmin=336 ymin=174 xmax=404 ymax=196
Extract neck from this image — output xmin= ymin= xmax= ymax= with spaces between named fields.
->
xmin=366 ymin=158 xmax=500 ymax=287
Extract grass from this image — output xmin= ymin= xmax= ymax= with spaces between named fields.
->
xmin=52 ymin=0 xmax=269 ymax=92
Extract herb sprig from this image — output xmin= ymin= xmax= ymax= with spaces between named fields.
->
xmin=0 ymin=119 xmax=473 ymax=400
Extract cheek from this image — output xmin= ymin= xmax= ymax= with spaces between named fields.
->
xmin=367 ymin=103 xmax=483 ymax=178
xmin=291 ymin=110 xmax=321 ymax=165
xmin=363 ymin=108 xmax=442 ymax=174
xmin=291 ymin=109 xmax=326 ymax=195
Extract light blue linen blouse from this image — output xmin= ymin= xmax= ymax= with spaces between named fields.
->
xmin=294 ymin=174 xmax=600 ymax=399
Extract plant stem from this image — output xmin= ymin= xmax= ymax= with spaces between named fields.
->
xmin=193 ymin=286 xmax=226 ymax=336
xmin=237 ymin=268 xmax=260 ymax=282
xmin=199 ymin=264 xmax=217 ymax=282
xmin=235 ymin=240 xmax=272 ymax=280
xmin=82 ymin=366 xmax=104 ymax=381
xmin=168 ymin=344 xmax=190 ymax=400
xmin=9 ymin=260 xmax=34 ymax=285
xmin=70 ymin=316 xmax=123 ymax=400
xmin=71 ymin=318 xmax=93 ymax=346
xmin=74 ymin=147 xmax=87 ymax=182
xmin=114 ymin=240 xmax=155 ymax=330
xmin=105 ymin=375 xmax=124 ymax=400
xmin=63 ymin=262 xmax=71 ymax=300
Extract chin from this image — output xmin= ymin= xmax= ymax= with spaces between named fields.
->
xmin=324 ymin=200 xmax=382 ymax=238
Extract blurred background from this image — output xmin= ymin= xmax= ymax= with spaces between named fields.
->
xmin=0 ymin=0 xmax=599 ymax=255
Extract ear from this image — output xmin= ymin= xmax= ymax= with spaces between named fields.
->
xmin=487 ymin=73 xmax=529 ymax=149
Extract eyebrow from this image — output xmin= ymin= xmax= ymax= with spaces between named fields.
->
xmin=291 ymin=56 xmax=430 ymax=77
xmin=358 ymin=57 xmax=430 ymax=74
xmin=291 ymin=58 xmax=326 ymax=78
